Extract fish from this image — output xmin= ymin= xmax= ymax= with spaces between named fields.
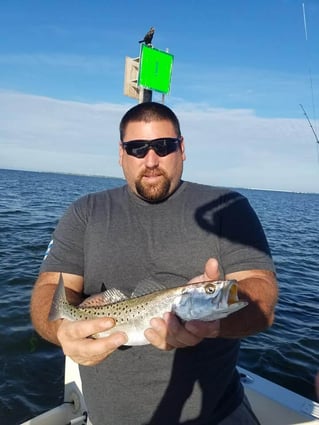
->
xmin=49 ymin=274 xmax=248 ymax=346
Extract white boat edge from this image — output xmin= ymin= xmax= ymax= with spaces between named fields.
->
xmin=238 ymin=366 xmax=319 ymax=425
xmin=21 ymin=356 xmax=319 ymax=425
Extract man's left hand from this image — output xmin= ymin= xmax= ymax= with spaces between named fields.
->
xmin=144 ymin=258 xmax=221 ymax=350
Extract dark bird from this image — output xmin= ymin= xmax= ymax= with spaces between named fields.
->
xmin=139 ymin=27 xmax=155 ymax=45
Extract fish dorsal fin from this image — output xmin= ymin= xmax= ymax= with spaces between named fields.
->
xmin=131 ymin=279 xmax=166 ymax=298
xmin=79 ymin=288 xmax=128 ymax=307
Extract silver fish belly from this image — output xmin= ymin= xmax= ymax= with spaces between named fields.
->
xmin=49 ymin=274 xmax=248 ymax=346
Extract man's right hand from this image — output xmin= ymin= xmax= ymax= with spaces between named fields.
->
xmin=57 ymin=318 xmax=128 ymax=366
xmin=31 ymin=271 xmax=128 ymax=366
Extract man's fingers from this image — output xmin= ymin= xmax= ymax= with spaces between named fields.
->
xmin=203 ymin=258 xmax=220 ymax=281
xmin=58 ymin=317 xmax=116 ymax=340
xmin=185 ymin=319 xmax=220 ymax=339
xmin=56 ymin=318 xmax=128 ymax=365
xmin=145 ymin=314 xmax=203 ymax=350
xmin=144 ymin=318 xmax=175 ymax=350
xmin=188 ymin=258 xmax=220 ymax=284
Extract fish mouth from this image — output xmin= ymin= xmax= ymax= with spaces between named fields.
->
xmin=227 ymin=282 xmax=240 ymax=305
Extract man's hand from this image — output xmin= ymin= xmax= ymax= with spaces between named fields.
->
xmin=56 ymin=318 xmax=128 ymax=366
xmin=31 ymin=272 xmax=128 ymax=365
xmin=144 ymin=258 xmax=221 ymax=350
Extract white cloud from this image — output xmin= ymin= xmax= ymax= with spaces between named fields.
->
xmin=178 ymin=107 xmax=318 ymax=192
xmin=0 ymin=90 xmax=126 ymax=151
xmin=0 ymin=90 xmax=318 ymax=193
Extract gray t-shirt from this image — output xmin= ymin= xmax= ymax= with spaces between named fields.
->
xmin=41 ymin=181 xmax=275 ymax=425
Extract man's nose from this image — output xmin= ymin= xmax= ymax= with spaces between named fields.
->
xmin=144 ymin=147 xmax=160 ymax=167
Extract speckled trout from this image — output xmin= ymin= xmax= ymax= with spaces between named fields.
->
xmin=49 ymin=274 xmax=248 ymax=345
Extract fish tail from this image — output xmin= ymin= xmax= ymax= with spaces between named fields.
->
xmin=48 ymin=273 xmax=68 ymax=321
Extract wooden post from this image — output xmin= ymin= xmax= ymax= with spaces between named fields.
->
xmin=139 ymin=87 xmax=152 ymax=103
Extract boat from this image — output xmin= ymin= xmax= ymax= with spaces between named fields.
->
xmin=21 ymin=356 xmax=319 ymax=425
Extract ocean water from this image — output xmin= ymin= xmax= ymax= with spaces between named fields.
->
xmin=0 ymin=168 xmax=318 ymax=424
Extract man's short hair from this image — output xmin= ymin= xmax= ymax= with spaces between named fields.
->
xmin=119 ymin=102 xmax=181 ymax=141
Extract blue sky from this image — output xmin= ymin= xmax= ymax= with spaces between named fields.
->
xmin=0 ymin=0 xmax=318 ymax=192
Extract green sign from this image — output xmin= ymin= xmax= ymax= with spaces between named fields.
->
xmin=138 ymin=45 xmax=174 ymax=94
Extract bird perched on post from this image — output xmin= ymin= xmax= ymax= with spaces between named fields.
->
xmin=138 ymin=27 xmax=155 ymax=46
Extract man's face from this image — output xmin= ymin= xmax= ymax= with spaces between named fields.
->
xmin=119 ymin=120 xmax=186 ymax=202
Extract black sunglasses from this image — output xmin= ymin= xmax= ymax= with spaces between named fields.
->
xmin=121 ymin=137 xmax=182 ymax=158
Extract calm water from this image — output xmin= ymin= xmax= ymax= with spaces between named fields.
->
xmin=0 ymin=168 xmax=318 ymax=424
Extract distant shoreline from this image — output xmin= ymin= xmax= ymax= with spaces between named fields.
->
xmin=1 ymin=168 xmax=318 ymax=195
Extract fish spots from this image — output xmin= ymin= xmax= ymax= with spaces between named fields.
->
xmin=50 ymin=275 xmax=247 ymax=345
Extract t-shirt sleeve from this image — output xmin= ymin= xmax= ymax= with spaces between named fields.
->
xmin=40 ymin=197 xmax=87 ymax=275
xmin=219 ymin=193 xmax=275 ymax=275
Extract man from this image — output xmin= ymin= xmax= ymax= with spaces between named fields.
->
xmin=31 ymin=101 xmax=278 ymax=424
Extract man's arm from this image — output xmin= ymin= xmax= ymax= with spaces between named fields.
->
xmin=30 ymin=272 xmax=127 ymax=365
xmin=219 ymin=269 xmax=278 ymax=338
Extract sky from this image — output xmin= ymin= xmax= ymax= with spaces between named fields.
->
xmin=0 ymin=0 xmax=319 ymax=193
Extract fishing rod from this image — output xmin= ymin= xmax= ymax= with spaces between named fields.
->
xmin=301 ymin=3 xmax=319 ymax=146
xmin=299 ymin=103 xmax=319 ymax=145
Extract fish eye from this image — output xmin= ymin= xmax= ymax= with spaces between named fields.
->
xmin=205 ymin=283 xmax=216 ymax=294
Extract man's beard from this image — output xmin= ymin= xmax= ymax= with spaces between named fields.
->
xmin=135 ymin=168 xmax=171 ymax=202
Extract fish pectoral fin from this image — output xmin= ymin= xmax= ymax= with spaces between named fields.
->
xmin=79 ymin=288 xmax=128 ymax=307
